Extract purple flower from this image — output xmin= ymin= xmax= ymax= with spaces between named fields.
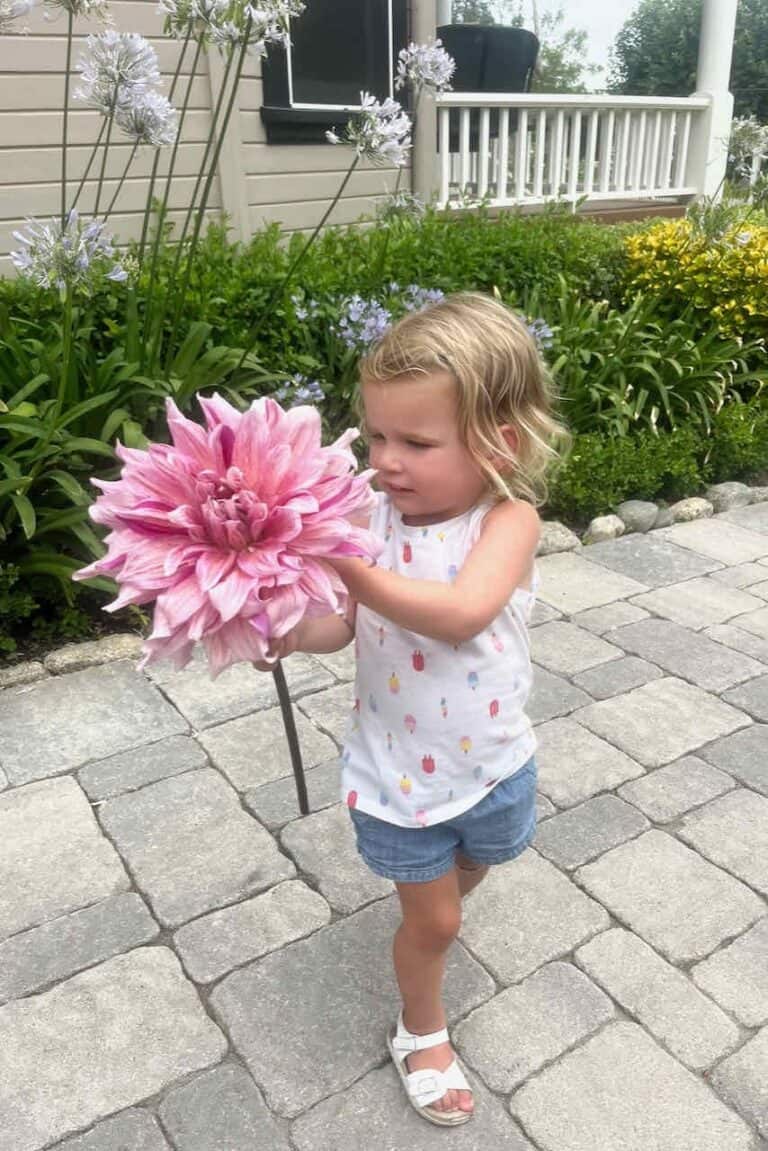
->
xmin=274 ymin=373 xmax=325 ymax=407
xmin=334 ymin=294 xmax=392 ymax=350
xmin=526 ymin=317 xmax=554 ymax=351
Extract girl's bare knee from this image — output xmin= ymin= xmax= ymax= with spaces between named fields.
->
xmin=397 ymin=876 xmax=462 ymax=949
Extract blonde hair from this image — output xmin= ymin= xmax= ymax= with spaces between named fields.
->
xmin=357 ymin=291 xmax=570 ymax=506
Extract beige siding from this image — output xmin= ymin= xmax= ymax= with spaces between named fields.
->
xmin=0 ymin=0 xmax=410 ymax=277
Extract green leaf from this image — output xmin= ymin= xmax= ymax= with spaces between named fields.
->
xmin=10 ymin=492 xmax=36 ymax=538
xmin=47 ymin=469 xmax=91 ymax=504
xmin=58 ymin=437 xmax=116 ymax=459
xmin=170 ymin=322 xmax=212 ymax=377
xmin=54 ymin=390 xmax=119 ymax=431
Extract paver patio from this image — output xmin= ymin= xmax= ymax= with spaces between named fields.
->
xmin=1 ymin=506 xmax=767 ymax=1150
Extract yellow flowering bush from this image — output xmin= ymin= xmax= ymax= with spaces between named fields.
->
xmin=624 ymin=218 xmax=768 ymax=339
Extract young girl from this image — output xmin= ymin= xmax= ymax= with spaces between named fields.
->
xmin=258 ymin=291 xmax=565 ymax=1126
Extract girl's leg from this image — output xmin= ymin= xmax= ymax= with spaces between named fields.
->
xmin=455 ymin=851 xmax=490 ymax=899
xmin=393 ymin=870 xmax=474 ymax=1115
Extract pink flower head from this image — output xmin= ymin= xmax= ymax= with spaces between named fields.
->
xmin=74 ymin=394 xmax=381 ymax=676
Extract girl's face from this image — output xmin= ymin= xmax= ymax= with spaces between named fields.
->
xmin=362 ymin=372 xmax=488 ymax=526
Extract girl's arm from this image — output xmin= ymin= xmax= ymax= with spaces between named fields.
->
xmin=253 ymin=600 xmax=355 ymax=670
xmin=324 ymin=500 xmax=540 ymax=646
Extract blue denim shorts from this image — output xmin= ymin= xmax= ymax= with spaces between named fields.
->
xmin=348 ymin=756 xmax=537 ymax=884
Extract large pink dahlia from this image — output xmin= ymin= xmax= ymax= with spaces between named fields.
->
xmin=74 ymin=394 xmax=381 ymax=676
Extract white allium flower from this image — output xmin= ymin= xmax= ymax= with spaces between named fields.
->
xmin=395 ymin=38 xmax=454 ymax=94
xmin=0 ymin=0 xmax=34 ymax=34
xmin=74 ymin=31 xmax=161 ymax=114
xmin=327 ymin=92 xmax=411 ymax=168
xmin=116 ymin=89 xmax=178 ymax=146
xmin=11 ymin=210 xmax=127 ymax=299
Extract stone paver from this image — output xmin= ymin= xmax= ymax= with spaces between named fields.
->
xmin=570 ymin=601 xmax=650 ymax=634
xmin=0 ymin=777 xmax=128 ymax=942
xmin=0 ymin=663 xmax=188 ymax=784
xmin=575 ymin=676 xmax=750 ymax=767
xmin=536 ymin=551 xmax=648 ymax=613
xmin=699 ymin=724 xmax=768 ymax=795
xmin=530 ymin=622 xmax=622 ymax=677
xmin=173 ymin=880 xmax=331 ymax=984
xmin=511 ymin=1022 xmax=755 ymax=1151
xmin=572 ymin=655 xmax=662 ymax=700
xmin=617 ymin=756 xmax=735 ymax=822
xmin=0 ymin=893 xmax=158 ymax=1004
xmin=727 ymin=606 xmax=768 ymax=641
xmin=705 ymin=622 xmax=768 ymax=665
xmin=575 ymin=928 xmax=740 ymax=1070
xmin=78 ymin=735 xmax=208 ymax=801
xmin=582 ymin=533 xmax=722 ymax=587
xmin=99 ymin=769 xmax=295 ymax=927
xmin=528 ymin=667 xmax=592 ymax=724
xmin=0 ymin=949 xmax=226 ymax=1151
xmin=658 ymin=516 xmax=768 ymax=563
xmin=158 ymin=1064 xmax=289 ymax=1151
xmin=709 ymin=562 xmax=768 ymax=589
xmin=535 ymin=718 xmax=644 ymax=807
xmin=53 ymin=1110 xmax=170 ymax=1151
xmin=534 ymin=795 xmax=649 ymax=869
xmin=610 ymin=618 xmax=764 ymax=692
xmin=296 ymin=680 xmax=354 ymax=742
xmin=711 ymin=1026 xmax=768 ymax=1141
xmin=723 ymin=502 xmax=768 ymax=532
xmin=629 ymin=577 xmax=766 ymax=630
xmin=198 ymin=706 xmax=336 ymax=791
xmin=210 ymin=896 xmax=494 ymax=1118
xmin=677 ymin=789 xmax=768 ymax=896
xmin=244 ymin=758 xmax=341 ymax=829
xmin=576 ymin=830 xmax=765 ymax=963
xmin=692 ymin=917 xmax=768 ymax=1027
xmin=459 ymin=852 xmax=609 ymax=984
xmin=280 ymin=803 xmax=393 ymax=912
xmin=722 ymin=674 xmax=768 ymax=722
xmin=454 ymin=962 xmax=614 ymax=1091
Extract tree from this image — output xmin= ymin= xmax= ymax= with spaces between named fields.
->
xmin=450 ymin=0 xmax=496 ymax=23
xmin=608 ymin=0 xmax=768 ymax=122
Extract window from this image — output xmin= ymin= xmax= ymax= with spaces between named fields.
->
xmin=261 ymin=0 xmax=409 ymax=144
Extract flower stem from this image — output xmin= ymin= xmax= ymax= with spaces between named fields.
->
xmin=61 ymin=8 xmax=74 ymax=226
xmin=272 ymin=660 xmax=309 ymax=815
xmin=70 ymin=118 xmax=108 ymax=214
xmin=93 ymin=106 xmax=115 ymax=220
xmin=105 ymin=141 xmax=138 ymax=216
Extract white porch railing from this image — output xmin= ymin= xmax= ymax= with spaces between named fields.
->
xmin=435 ymin=93 xmax=712 ymax=210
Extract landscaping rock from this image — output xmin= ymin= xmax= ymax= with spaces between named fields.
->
xmin=750 ymin=485 xmax=768 ymax=503
xmin=705 ymin=482 xmax=754 ymax=512
xmin=44 ymin=634 xmax=144 ymax=674
xmin=653 ymin=504 xmax=674 ymax=528
xmin=0 ymin=661 xmax=47 ymax=689
xmin=668 ymin=497 xmax=714 ymax=522
xmin=537 ymin=520 xmax=581 ymax=555
xmin=582 ymin=514 xmax=625 ymax=544
xmin=615 ymin=500 xmax=659 ymax=533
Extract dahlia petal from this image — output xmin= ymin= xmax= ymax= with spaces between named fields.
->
xmin=208 ymin=567 xmax=255 ymax=622
xmin=196 ymin=549 xmax=236 ymax=591
xmin=157 ymin=573 xmax=206 ymax=629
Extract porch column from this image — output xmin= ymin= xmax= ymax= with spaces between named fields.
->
xmin=436 ymin=0 xmax=452 ymax=23
xmin=411 ymin=0 xmax=440 ymax=204
xmin=686 ymin=0 xmax=737 ymax=199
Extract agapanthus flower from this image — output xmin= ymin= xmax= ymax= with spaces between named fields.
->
xmin=290 ymin=292 xmax=320 ymax=322
xmin=74 ymin=395 xmax=381 ymax=677
xmin=44 ymin=0 xmax=109 ymax=18
xmin=334 ymin=294 xmax=392 ymax=350
xmin=395 ymin=37 xmax=454 ymax=94
xmin=377 ymin=190 xmax=426 ymax=223
xmin=159 ymin=0 xmax=304 ymax=54
xmin=11 ymin=210 xmax=127 ymax=299
xmin=402 ymin=284 xmax=444 ymax=311
xmin=0 ymin=0 xmax=34 ymax=33
xmin=116 ymin=89 xmax=178 ymax=146
xmin=327 ymin=92 xmax=411 ymax=168
xmin=274 ymin=373 xmax=325 ymax=407
xmin=74 ymin=31 xmax=161 ymax=115
xmin=526 ymin=317 xmax=554 ymax=351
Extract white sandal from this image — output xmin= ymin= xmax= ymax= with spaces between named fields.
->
xmin=387 ymin=1008 xmax=474 ymax=1126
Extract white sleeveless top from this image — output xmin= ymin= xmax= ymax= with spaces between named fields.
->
xmin=340 ymin=492 xmax=538 ymax=828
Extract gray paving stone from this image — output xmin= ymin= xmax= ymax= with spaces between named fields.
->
xmin=528 ymin=667 xmax=592 ymax=725
xmin=210 ymin=895 xmax=494 ymax=1118
xmin=575 ymin=928 xmax=740 ymax=1071
xmin=99 ymin=769 xmax=295 ymax=928
xmin=291 ymin=1063 xmax=532 ymax=1150
xmin=536 ymin=793 xmax=557 ymax=821
xmin=728 ymin=606 xmax=768 ymax=641
xmin=572 ymin=655 xmax=662 ymax=700
xmin=0 ymin=661 xmax=46 ymax=689
xmin=0 ymin=777 xmax=128 ymax=942
xmin=570 ymin=601 xmax=650 ymax=635
xmin=705 ymin=623 xmax=768 ymax=665
xmin=677 ymin=789 xmax=768 ymax=896
xmin=244 ymin=758 xmax=341 ymax=829
xmin=53 ymin=1109 xmax=169 ymax=1151
xmin=711 ymin=1026 xmax=768 ymax=1141
xmin=657 ymin=517 xmax=768 ymax=563
xmin=747 ymin=579 xmax=768 ymax=600
xmin=630 ymin=578 xmax=765 ymax=631
xmin=297 ymin=680 xmax=355 ymax=742
xmin=78 ymin=736 xmax=208 ymax=801
xmin=158 ymin=1064 xmax=289 ymax=1151
xmin=536 ymin=551 xmax=648 ymax=613
xmin=700 ymin=724 xmax=768 ymax=796
xmin=146 ymin=650 xmax=333 ymax=729
xmin=511 ymin=1021 xmax=754 ymax=1151
xmin=535 ymin=718 xmax=644 ymax=807
xmin=530 ymin=622 xmax=622 ymax=676
xmin=0 ymin=766 xmax=6 ymax=791
xmin=609 ymin=618 xmax=764 ymax=692
xmin=709 ymin=563 xmax=768 ymax=588
xmin=530 ymin=599 xmax=562 ymax=625
xmin=534 ymin=795 xmax=649 ymax=869
xmin=583 ymin=533 xmax=722 ymax=587
xmin=280 ymin=802 xmax=392 ymax=913
xmin=0 ymin=893 xmax=158 ymax=1004
xmin=198 ymin=706 xmax=336 ymax=791
xmin=311 ymin=645 xmax=356 ymax=681
xmin=173 ymin=880 xmax=331 ymax=984
xmin=454 ymin=961 xmax=614 ymax=1092
xmin=722 ymin=501 xmax=768 ymax=532
xmin=0 ymin=948 xmax=226 ymax=1151
xmin=44 ymin=634 xmax=144 ymax=674
xmin=692 ymin=918 xmax=768 ymax=1027
xmin=576 ymin=830 xmax=765 ymax=963
xmin=617 ymin=756 xmax=735 ymax=822
xmin=459 ymin=851 xmax=609 ymax=984
xmin=0 ymin=663 xmax=188 ymax=784
xmin=575 ymin=677 xmax=750 ymax=768
xmin=723 ymin=675 xmax=768 ymax=722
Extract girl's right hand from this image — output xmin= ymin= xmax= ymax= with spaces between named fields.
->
xmin=251 ymin=628 xmax=301 ymax=672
